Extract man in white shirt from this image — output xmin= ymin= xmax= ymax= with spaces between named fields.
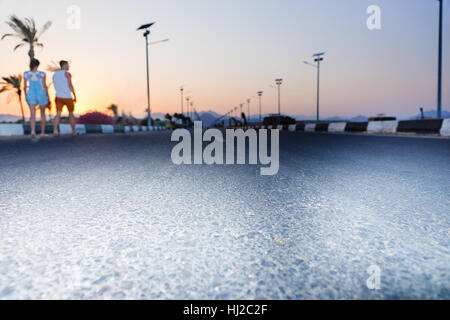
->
xmin=52 ymin=60 xmax=78 ymax=136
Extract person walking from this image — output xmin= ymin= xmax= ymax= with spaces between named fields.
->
xmin=23 ymin=59 xmax=50 ymax=138
xmin=52 ymin=60 xmax=77 ymax=136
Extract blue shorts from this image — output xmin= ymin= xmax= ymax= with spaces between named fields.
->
xmin=26 ymin=91 xmax=49 ymax=106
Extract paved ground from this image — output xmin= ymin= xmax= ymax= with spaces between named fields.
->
xmin=0 ymin=132 xmax=449 ymax=299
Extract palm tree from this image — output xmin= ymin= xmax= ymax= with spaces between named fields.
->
xmin=46 ymin=60 xmax=61 ymax=72
xmin=0 ymin=75 xmax=25 ymax=122
xmin=1 ymin=15 xmax=52 ymax=62
xmin=165 ymin=113 xmax=173 ymax=124
xmin=108 ymin=104 xmax=119 ymax=119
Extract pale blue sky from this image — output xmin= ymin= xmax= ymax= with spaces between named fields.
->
xmin=0 ymin=0 xmax=448 ymax=118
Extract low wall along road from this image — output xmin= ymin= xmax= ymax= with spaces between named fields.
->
xmin=0 ymin=124 xmax=168 ymax=136
xmin=1 ymin=119 xmax=449 ymax=137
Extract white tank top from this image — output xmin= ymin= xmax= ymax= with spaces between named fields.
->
xmin=53 ymin=70 xmax=72 ymax=99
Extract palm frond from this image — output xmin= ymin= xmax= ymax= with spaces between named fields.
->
xmin=13 ymin=43 xmax=25 ymax=51
xmin=0 ymin=74 xmax=22 ymax=93
xmin=7 ymin=15 xmax=30 ymax=38
xmin=5 ymin=21 xmax=23 ymax=35
xmin=38 ymin=21 xmax=52 ymax=38
xmin=24 ymin=17 xmax=37 ymax=38
xmin=7 ymin=92 xmax=18 ymax=104
xmin=1 ymin=33 xmax=16 ymax=40
xmin=46 ymin=60 xmax=61 ymax=72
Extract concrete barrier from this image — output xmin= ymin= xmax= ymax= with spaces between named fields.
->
xmin=113 ymin=125 xmax=125 ymax=133
xmin=59 ymin=124 xmax=72 ymax=135
xmin=76 ymin=125 xmax=87 ymax=135
xmin=328 ymin=122 xmax=347 ymax=132
xmin=101 ymin=125 xmax=114 ymax=134
xmin=345 ymin=122 xmax=368 ymax=132
xmin=124 ymin=126 xmax=131 ymax=133
xmin=0 ymin=124 xmax=25 ymax=136
xmin=397 ymin=119 xmax=443 ymax=134
xmin=84 ymin=124 xmax=102 ymax=134
xmin=141 ymin=126 xmax=148 ymax=132
xmin=59 ymin=124 xmax=86 ymax=135
xmin=316 ymin=123 xmax=329 ymax=132
xmin=288 ymin=124 xmax=297 ymax=132
xmin=277 ymin=125 xmax=283 ymax=130
xmin=440 ymin=119 xmax=450 ymax=136
xmin=305 ymin=123 xmax=316 ymax=132
xmin=23 ymin=124 xmax=53 ymax=135
xmin=367 ymin=121 xmax=398 ymax=133
xmin=132 ymin=125 xmax=140 ymax=132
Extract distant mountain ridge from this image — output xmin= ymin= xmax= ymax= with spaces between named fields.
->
xmin=0 ymin=114 xmax=21 ymax=123
xmin=407 ymin=110 xmax=450 ymax=120
xmin=1 ymin=109 xmax=449 ymax=124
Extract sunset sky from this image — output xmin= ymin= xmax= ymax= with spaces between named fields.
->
xmin=0 ymin=0 xmax=449 ymax=119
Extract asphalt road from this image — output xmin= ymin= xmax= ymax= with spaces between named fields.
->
xmin=0 ymin=131 xmax=449 ymax=299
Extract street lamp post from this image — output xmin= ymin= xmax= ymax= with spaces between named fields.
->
xmin=275 ymin=79 xmax=283 ymax=125
xmin=240 ymin=104 xmax=243 ymax=119
xmin=180 ymin=87 xmax=184 ymax=116
xmin=304 ymin=52 xmax=325 ymax=122
xmin=247 ymin=99 xmax=251 ymax=122
xmin=257 ymin=91 xmax=263 ymax=125
xmin=137 ymin=22 xmax=155 ymax=129
xmin=313 ymin=53 xmax=324 ymax=122
xmin=186 ymin=96 xmax=190 ymax=126
xmin=437 ymin=0 xmax=443 ymax=119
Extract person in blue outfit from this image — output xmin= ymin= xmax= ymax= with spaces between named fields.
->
xmin=23 ymin=59 xmax=50 ymax=138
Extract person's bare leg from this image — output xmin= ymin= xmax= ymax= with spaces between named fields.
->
xmin=69 ymin=112 xmax=76 ymax=135
xmin=40 ymin=107 xmax=47 ymax=136
xmin=53 ymin=109 xmax=61 ymax=136
xmin=29 ymin=106 xmax=36 ymax=137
